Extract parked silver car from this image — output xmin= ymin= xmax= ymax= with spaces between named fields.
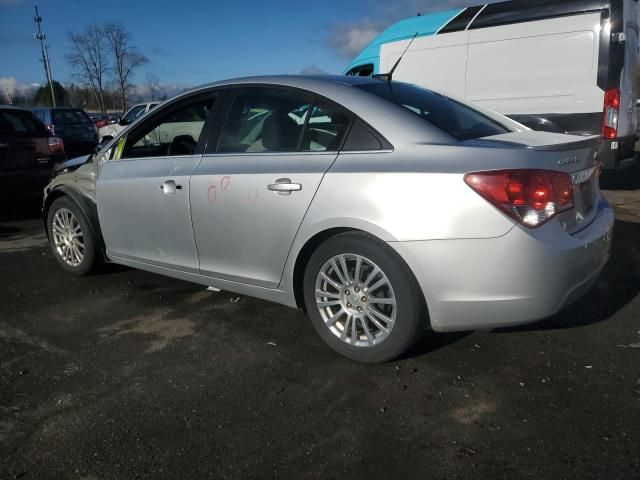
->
xmin=42 ymin=75 xmax=614 ymax=362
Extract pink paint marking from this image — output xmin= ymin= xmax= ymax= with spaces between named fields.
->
xmin=208 ymin=185 xmax=217 ymax=203
xmin=221 ymin=176 xmax=231 ymax=191
xmin=248 ymin=189 xmax=258 ymax=202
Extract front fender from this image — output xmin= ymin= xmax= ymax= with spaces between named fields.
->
xmin=42 ymin=185 xmax=106 ymax=259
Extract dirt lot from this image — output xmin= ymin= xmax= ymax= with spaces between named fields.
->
xmin=1 ymin=171 xmax=639 ymax=479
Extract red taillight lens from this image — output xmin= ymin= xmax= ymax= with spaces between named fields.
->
xmin=603 ymin=88 xmax=620 ymax=140
xmin=48 ymin=137 xmax=64 ymax=154
xmin=464 ymin=169 xmax=575 ymax=228
xmin=96 ymin=119 xmax=107 ymax=128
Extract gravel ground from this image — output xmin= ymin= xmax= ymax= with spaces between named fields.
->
xmin=1 ymin=172 xmax=639 ymax=479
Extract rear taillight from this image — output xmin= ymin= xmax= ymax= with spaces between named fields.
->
xmin=48 ymin=137 xmax=64 ymax=154
xmin=603 ymin=88 xmax=620 ymax=140
xmin=464 ymin=169 xmax=574 ymax=228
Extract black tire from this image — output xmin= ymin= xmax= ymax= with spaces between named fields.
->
xmin=303 ymin=231 xmax=427 ymax=363
xmin=47 ymin=196 xmax=98 ymax=276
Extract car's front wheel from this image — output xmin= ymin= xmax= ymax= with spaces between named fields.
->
xmin=303 ymin=232 xmax=427 ymax=363
xmin=47 ymin=197 xmax=97 ymax=275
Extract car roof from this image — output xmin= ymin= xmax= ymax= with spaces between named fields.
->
xmin=193 ymin=74 xmax=381 ymax=90
xmin=162 ymin=75 xmax=454 ymax=146
xmin=0 ymin=105 xmax=29 ymax=111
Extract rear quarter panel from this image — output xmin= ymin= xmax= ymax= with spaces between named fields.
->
xmin=278 ymin=145 xmax=520 ymax=295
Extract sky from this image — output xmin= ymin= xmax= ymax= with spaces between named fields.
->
xmin=0 ymin=0 xmax=487 ymax=93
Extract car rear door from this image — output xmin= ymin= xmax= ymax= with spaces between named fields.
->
xmin=0 ymin=109 xmax=54 ymax=197
xmin=96 ymin=92 xmax=218 ymax=272
xmin=189 ymin=87 xmax=351 ymax=288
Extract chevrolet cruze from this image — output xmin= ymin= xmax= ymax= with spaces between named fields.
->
xmin=42 ymin=75 xmax=613 ymax=362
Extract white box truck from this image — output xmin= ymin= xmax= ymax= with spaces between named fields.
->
xmin=345 ymin=0 xmax=639 ymax=169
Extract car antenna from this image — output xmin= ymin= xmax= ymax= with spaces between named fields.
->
xmin=373 ymin=32 xmax=419 ymax=82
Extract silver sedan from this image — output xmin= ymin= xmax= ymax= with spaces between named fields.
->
xmin=42 ymin=75 xmax=614 ymax=362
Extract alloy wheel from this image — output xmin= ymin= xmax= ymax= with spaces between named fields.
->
xmin=52 ymin=208 xmax=85 ymax=267
xmin=314 ymin=253 xmax=397 ymax=347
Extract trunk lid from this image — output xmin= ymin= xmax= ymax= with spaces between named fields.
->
xmin=469 ymin=131 xmax=602 ymax=234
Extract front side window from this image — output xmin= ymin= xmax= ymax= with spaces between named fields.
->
xmin=356 ymin=82 xmax=509 ymax=141
xmin=218 ymin=87 xmax=312 ymax=153
xmin=120 ymin=97 xmax=214 ymax=159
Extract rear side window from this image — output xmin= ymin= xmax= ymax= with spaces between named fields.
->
xmin=300 ymin=102 xmax=350 ymax=152
xmin=343 ymin=120 xmax=387 ymax=151
xmin=218 ymin=87 xmax=313 ymax=153
xmin=0 ymin=110 xmax=45 ymax=135
xmin=356 ymin=83 xmax=509 ymax=141
xmin=53 ymin=109 xmax=92 ymax=126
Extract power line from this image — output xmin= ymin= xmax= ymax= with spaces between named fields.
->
xmin=34 ymin=5 xmax=56 ymax=107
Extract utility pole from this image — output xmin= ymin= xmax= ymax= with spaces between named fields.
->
xmin=33 ymin=6 xmax=56 ymax=107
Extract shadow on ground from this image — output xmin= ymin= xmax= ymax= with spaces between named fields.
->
xmin=0 ymin=197 xmax=42 ymax=222
xmin=497 ymin=218 xmax=640 ymax=334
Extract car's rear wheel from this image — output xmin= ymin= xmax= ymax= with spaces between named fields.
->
xmin=47 ymin=197 xmax=97 ymax=275
xmin=303 ymin=232 xmax=426 ymax=363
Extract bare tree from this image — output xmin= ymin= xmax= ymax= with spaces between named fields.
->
xmin=67 ymin=24 xmax=109 ymax=112
xmin=104 ymin=22 xmax=148 ymax=111
xmin=145 ymin=72 xmax=160 ymax=101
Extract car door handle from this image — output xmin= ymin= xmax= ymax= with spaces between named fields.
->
xmin=268 ymin=178 xmax=302 ymax=195
xmin=159 ymin=180 xmax=182 ymax=194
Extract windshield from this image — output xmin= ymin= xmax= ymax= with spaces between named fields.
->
xmin=356 ymin=82 xmax=510 ymax=141
xmin=122 ymin=105 xmax=147 ymax=124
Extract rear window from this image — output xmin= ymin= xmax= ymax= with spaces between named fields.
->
xmin=356 ymin=82 xmax=509 ymax=141
xmin=33 ymin=110 xmax=46 ymax=123
xmin=0 ymin=110 xmax=45 ymax=135
xmin=52 ymin=109 xmax=92 ymax=126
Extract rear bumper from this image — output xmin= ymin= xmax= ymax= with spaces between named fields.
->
xmin=390 ymin=199 xmax=614 ymax=332
xmin=600 ymin=135 xmax=637 ymax=170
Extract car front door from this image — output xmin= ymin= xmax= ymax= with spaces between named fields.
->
xmin=190 ymin=86 xmax=352 ymax=288
xmin=96 ymin=92 xmax=217 ymax=272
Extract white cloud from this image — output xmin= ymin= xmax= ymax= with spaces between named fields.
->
xmin=299 ymin=65 xmax=328 ymax=75
xmin=330 ymin=20 xmax=386 ymax=59
xmin=0 ymin=77 xmax=40 ymax=96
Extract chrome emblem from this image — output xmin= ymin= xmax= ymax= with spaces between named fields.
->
xmin=558 ymin=155 xmax=579 ymax=166
xmin=570 ymin=167 xmax=597 ymax=185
